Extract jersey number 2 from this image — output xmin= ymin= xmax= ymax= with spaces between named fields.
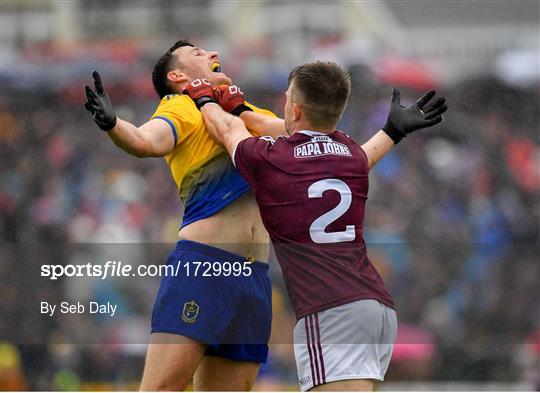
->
xmin=308 ymin=179 xmax=356 ymax=243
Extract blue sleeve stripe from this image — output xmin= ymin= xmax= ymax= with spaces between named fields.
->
xmin=154 ymin=116 xmax=178 ymax=145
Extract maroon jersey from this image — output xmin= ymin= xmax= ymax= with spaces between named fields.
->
xmin=234 ymin=130 xmax=394 ymax=319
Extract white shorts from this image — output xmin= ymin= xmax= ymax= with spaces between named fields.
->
xmin=293 ymin=299 xmax=397 ymax=391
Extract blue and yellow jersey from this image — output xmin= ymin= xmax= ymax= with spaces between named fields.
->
xmin=151 ymin=94 xmax=276 ymax=228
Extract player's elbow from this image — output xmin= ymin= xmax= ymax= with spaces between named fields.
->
xmin=115 ymin=139 xmax=152 ymax=158
xmin=133 ymin=143 xmax=166 ymax=158
xmin=131 ymin=133 xmax=168 ymax=158
xmin=131 ymin=149 xmax=148 ymax=158
xmin=113 ymin=139 xmax=146 ymax=158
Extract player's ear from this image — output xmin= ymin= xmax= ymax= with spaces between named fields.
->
xmin=292 ymin=102 xmax=302 ymax=122
xmin=167 ymin=70 xmax=189 ymax=85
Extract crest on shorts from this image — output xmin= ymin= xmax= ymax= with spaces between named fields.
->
xmin=181 ymin=300 xmax=199 ymax=323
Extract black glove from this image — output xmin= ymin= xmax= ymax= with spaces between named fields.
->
xmin=383 ymin=89 xmax=447 ymax=144
xmin=84 ymin=70 xmax=117 ymax=131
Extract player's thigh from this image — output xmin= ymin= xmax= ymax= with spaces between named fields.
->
xmin=193 ymin=356 xmax=261 ymax=391
xmin=310 ymin=379 xmax=374 ymax=391
xmin=294 ymin=300 xmax=393 ymax=391
xmin=140 ymin=332 xmax=206 ymax=391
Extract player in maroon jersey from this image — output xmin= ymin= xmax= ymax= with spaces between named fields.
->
xmin=183 ymin=62 xmax=447 ymax=391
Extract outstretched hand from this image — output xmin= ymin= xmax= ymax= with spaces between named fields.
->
xmin=84 ymin=71 xmax=117 ymax=131
xmin=383 ymin=89 xmax=447 ymax=144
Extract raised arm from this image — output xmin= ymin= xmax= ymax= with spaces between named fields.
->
xmin=361 ymin=131 xmax=395 ymax=169
xmin=200 ymin=104 xmax=251 ymax=156
xmin=213 ymin=85 xmax=286 ymax=139
xmin=239 ymin=111 xmax=286 ymax=139
xmin=84 ymin=71 xmax=174 ymax=158
xmin=361 ymin=89 xmax=447 ymax=169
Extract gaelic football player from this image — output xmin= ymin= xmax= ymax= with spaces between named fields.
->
xmin=183 ymin=62 xmax=447 ymax=391
xmin=84 ymin=40 xmax=281 ymax=391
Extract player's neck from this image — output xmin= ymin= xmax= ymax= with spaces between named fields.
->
xmin=177 ymin=82 xmax=188 ymax=94
xmin=291 ymin=124 xmax=334 ymax=135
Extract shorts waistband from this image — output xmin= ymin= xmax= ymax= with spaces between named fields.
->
xmin=176 ymin=240 xmax=269 ymax=273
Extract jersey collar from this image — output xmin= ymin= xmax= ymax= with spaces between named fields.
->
xmin=298 ymin=130 xmax=328 ymax=137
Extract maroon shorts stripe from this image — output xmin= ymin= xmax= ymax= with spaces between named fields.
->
xmin=304 ymin=316 xmax=316 ymax=386
xmin=314 ymin=313 xmax=326 ymax=384
xmin=309 ymin=315 xmax=321 ymax=385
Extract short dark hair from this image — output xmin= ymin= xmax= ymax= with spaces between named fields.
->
xmin=288 ymin=61 xmax=351 ymax=129
xmin=152 ymin=39 xmax=194 ymax=98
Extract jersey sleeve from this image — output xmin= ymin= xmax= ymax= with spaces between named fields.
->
xmin=232 ymin=136 xmax=276 ymax=190
xmin=150 ymin=94 xmax=201 ymax=146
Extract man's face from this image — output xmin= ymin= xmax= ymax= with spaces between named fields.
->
xmin=172 ymin=45 xmax=232 ymax=86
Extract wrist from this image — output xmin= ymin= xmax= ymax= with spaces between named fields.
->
xmin=231 ymin=104 xmax=252 ymax=117
xmin=195 ymin=96 xmax=217 ymax=110
xmin=99 ymin=115 xmax=117 ymax=132
xmin=382 ymin=122 xmax=405 ymax=144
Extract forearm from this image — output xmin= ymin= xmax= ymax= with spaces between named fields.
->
xmin=361 ymin=130 xmax=395 ymax=169
xmin=108 ymin=118 xmax=175 ymax=158
xmin=200 ymin=103 xmax=235 ymax=142
xmin=201 ymin=103 xmax=251 ymax=156
xmin=106 ymin=118 xmax=152 ymax=157
xmin=240 ymin=111 xmax=286 ymax=139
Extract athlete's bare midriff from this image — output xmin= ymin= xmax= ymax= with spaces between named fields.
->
xmin=178 ymin=191 xmax=270 ymax=262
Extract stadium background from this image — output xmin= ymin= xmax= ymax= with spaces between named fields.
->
xmin=1 ymin=0 xmax=538 ymax=390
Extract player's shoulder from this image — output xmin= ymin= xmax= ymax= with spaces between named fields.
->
xmin=256 ymin=134 xmax=294 ymax=151
xmin=259 ymin=135 xmax=277 ymax=144
xmin=239 ymin=135 xmax=277 ymax=153
xmin=153 ymin=93 xmax=200 ymax=126
xmin=334 ymin=129 xmax=352 ymax=139
xmin=333 ymin=130 xmax=369 ymax=167
xmin=157 ymin=93 xmax=195 ymax=110
xmin=334 ymin=129 xmax=361 ymax=147
xmin=243 ymin=135 xmax=278 ymax=144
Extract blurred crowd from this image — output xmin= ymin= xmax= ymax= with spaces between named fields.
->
xmin=1 ymin=55 xmax=539 ymax=390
